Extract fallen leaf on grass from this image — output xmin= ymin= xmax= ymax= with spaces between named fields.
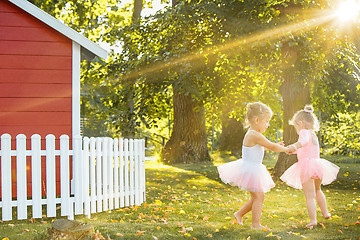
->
xmin=136 ymin=230 xmax=146 ymax=236
xmin=287 ymin=231 xmax=300 ymax=236
xmin=8 ymin=224 xmax=14 ymax=227
xmin=23 ymin=229 xmax=30 ymax=232
xmin=115 ymin=233 xmax=123 ymax=236
xmin=94 ymin=230 xmax=106 ymax=240
xmin=319 ymin=222 xmax=326 ymax=229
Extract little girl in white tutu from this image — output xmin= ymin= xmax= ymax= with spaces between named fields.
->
xmin=280 ymin=105 xmax=339 ymax=228
xmin=217 ymin=102 xmax=288 ymax=229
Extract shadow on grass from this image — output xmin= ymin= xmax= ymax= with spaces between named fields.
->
xmin=160 ymin=151 xmax=241 ymax=185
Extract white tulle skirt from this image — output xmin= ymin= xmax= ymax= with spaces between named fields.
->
xmin=280 ymin=158 xmax=340 ymax=189
xmin=217 ymin=159 xmax=275 ymax=193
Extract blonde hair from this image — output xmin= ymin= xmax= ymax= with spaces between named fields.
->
xmin=244 ymin=102 xmax=273 ymax=128
xmin=289 ymin=105 xmax=320 ymax=131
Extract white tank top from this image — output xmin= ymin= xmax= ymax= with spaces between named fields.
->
xmin=242 ymin=144 xmax=264 ymax=164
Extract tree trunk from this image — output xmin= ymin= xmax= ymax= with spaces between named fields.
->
xmin=219 ymin=114 xmax=246 ymax=156
xmin=132 ymin=0 xmax=143 ymax=23
xmin=274 ymin=42 xmax=311 ymax=177
xmin=120 ymin=0 xmax=143 ymax=138
xmin=161 ymin=90 xmax=211 ymax=164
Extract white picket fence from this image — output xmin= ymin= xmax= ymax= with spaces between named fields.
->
xmin=0 ymin=134 xmax=146 ymax=221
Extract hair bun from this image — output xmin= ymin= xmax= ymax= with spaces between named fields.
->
xmin=304 ymin=105 xmax=314 ymax=113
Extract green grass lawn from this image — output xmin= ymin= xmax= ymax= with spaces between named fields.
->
xmin=0 ymin=153 xmax=359 ymax=240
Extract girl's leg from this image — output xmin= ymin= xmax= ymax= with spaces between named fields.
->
xmin=250 ymin=191 xmax=265 ymax=228
xmin=234 ymin=198 xmax=253 ymax=225
xmin=314 ymin=179 xmax=331 ymax=218
xmin=302 ymin=178 xmax=317 ymax=228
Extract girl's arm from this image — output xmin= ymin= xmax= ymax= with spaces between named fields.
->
xmin=287 ymin=142 xmax=302 ymax=153
xmin=287 ymin=129 xmax=310 ymax=153
xmin=251 ymin=132 xmax=288 ymax=152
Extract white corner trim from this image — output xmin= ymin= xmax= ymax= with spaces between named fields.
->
xmin=72 ymin=42 xmax=81 ymax=139
xmin=9 ymin=0 xmax=108 ymax=60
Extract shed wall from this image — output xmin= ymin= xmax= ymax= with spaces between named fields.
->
xmin=0 ymin=0 xmax=72 ymax=138
xmin=0 ymin=0 xmax=73 ymax=197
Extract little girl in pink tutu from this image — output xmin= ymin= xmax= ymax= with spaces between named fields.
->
xmin=218 ymin=102 xmax=288 ymax=229
xmin=280 ymin=105 xmax=340 ymax=228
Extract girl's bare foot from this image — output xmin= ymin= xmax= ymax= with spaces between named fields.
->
xmin=305 ymin=222 xmax=317 ymax=229
xmin=324 ymin=213 xmax=331 ymax=219
xmin=234 ymin=212 xmax=243 ymax=225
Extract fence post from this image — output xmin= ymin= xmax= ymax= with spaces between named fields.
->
xmin=96 ymin=138 xmax=103 ymax=212
xmin=46 ymin=134 xmax=56 ymax=218
xmin=119 ymin=138 xmax=125 ymax=207
xmin=90 ymin=137 xmax=96 ymax=213
xmin=129 ymin=139 xmax=134 ymax=206
xmin=83 ymin=137 xmax=91 ymax=218
xmin=138 ymin=139 xmax=144 ymax=204
xmin=74 ymin=135 xmax=83 ymax=215
xmin=108 ymin=138 xmax=114 ymax=210
xmin=31 ymin=134 xmax=42 ymax=219
xmin=124 ymin=139 xmax=129 ymax=206
xmin=16 ymin=134 xmax=27 ymax=220
xmin=134 ymin=139 xmax=140 ymax=206
xmin=60 ymin=135 xmax=72 ymax=219
xmin=142 ymin=139 xmax=146 ymax=202
xmin=102 ymin=138 xmax=108 ymax=211
xmin=1 ymin=134 xmax=12 ymax=221
xmin=114 ymin=138 xmax=119 ymax=209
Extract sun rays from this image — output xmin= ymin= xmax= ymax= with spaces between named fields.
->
xmin=116 ymin=5 xmax=356 ymax=84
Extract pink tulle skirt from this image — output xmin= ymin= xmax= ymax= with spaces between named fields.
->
xmin=217 ymin=159 xmax=275 ymax=193
xmin=280 ymin=158 xmax=340 ymax=189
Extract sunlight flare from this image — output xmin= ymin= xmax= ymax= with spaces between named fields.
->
xmin=334 ymin=0 xmax=360 ymax=22
xmin=117 ymin=10 xmax=336 ymax=84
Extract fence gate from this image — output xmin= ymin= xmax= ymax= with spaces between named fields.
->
xmin=0 ymin=134 xmax=146 ymax=221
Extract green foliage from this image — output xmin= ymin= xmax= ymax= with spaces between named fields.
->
xmin=30 ymin=0 xmax=360 ymax=154
xmin=313 ymin=43 xmax=360 ymax=119
xmin=321 ymin=112 xmax=360 ymax=156
xmin=102 ymin=0 xmax=305 ymax=138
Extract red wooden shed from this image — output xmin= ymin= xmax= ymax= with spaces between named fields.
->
xmin=0 ymin=0 xmax=108 ymax=197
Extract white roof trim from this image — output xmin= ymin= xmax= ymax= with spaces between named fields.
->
xmin=8 ymin=0 xmax=108 ymax=60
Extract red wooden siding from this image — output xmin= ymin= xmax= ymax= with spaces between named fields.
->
xmin=0 ymin=69 xmax=71 ymax=83
xmin=0 ymin=0 xmax=73 ymax=138
xmin=0 ymin=1 xmax=74 ymax=197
